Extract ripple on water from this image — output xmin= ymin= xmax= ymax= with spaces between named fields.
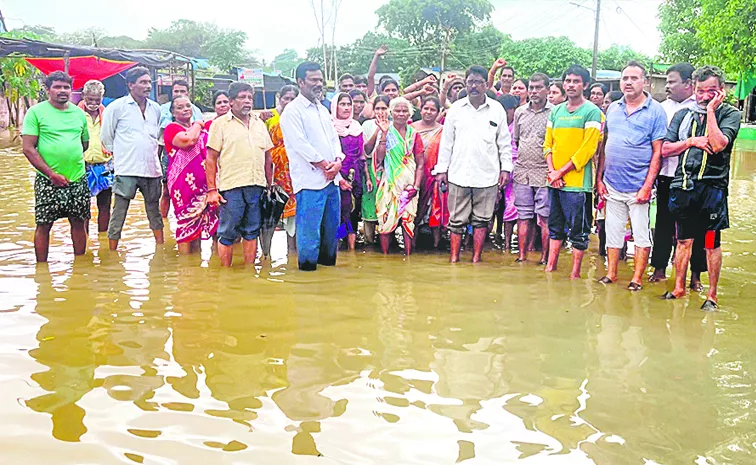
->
xmin=1 ymin=144 xmax=756 ymax=463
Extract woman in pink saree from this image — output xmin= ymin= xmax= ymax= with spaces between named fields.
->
xmin=164 ymin=96 xmax=219 ymax=254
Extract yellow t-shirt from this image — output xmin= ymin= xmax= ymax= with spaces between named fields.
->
xmin=207 ymin=112 xmax=274 ymax=192
xmin=82 ymin=113 xmax=111 ymax=164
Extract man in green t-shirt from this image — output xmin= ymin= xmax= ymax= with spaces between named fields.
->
xmin=21 ymin=71 xmax=90 ymax=262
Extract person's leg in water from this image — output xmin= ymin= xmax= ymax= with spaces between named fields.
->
xmin=669 ymin=238 xmax=693 ymax=298
xmin=517 ymin=218 xmax=530 ymax=262
xmin=565 ymin=191 xmax=590 ymax=279
xmin=142 ymin=178 xmax=165 ymax=245
xmin=69 ymin=217 xmax=88 ymax=256
xmin=34 ymin=223 xmax=54 ymax=263
xmin=689 ymin=232 xmax=707 ymax=291
xmin=96 ymin=188 xmax=112 ymax=233
xmin=537 ymin=215 xmax=549 ymax=264
xmin=403 ymin=222 xmax=413 ymax=256
xmin=471 ymin=186 xmax=498 ymax=263
xmin=704 ymin=231 xmax=722 ymax=305
xmin=650 ymin=176 xmax=674 ymax=281
xmin=296 ymin=188 xmax=326 ymax=271
xmin=545 ymin=189 xmax=566 ymax=272
xmin=317 ymin=183 xmax=340 ymax=266
xmin=447 ymin=183 xmax=471 ymax=263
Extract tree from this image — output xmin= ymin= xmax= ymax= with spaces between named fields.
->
xmin=597 ymin=44 xmax=651 ymax=71
xmin=376 ymin=0 xmax=493 ymax=71
xmin=449 ymin=26 xmax=510 ymax=71
xmin=271 ymin=49 xmax=302 ymax=77
xmin=697 ymin=0 xmax=756 ymax=77
xmin=658 ymin=0 xmax=704 ymax=65
xmin=11 ymin=25 xmax=56 ymax=41
xmin=0 ymin=31 xmax=43 ymax=131
xmin=143 ymin=20 xmax=258 ymax=72
xmin=501 ymin=36 xmax=592 ymax=79
xmin=56 ymin=27 xmax=108 ymax=46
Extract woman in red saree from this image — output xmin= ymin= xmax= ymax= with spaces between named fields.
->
xmin=164 ymin=96 xmax=219 ymax=254
xmin=411 ymin=96 xmax=448 ymax=248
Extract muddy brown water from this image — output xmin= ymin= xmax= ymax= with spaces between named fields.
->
xmin=0 ymin=142 xmax=755 ymax=464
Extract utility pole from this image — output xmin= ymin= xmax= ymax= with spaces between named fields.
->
xmin=591 ymin=0 xmax=601 ymax=79
xmin=570 ymin=0 xmax=601 ymax=79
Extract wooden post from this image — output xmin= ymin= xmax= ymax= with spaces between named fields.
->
xmin=64 ymin=52 xmax=70 ymax=74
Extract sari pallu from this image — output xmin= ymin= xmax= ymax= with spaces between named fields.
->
xmin=375 ymin=125 xmax=423 ymax=237
xmin=166 ymin=131 xmax=219 ymax=243
xmin=266 ymin=110 xmax=296 ymax=219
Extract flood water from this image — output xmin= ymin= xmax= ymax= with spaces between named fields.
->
xmin=1 ymin=141 xmax=756 ymax=464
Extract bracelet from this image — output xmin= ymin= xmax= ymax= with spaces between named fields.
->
xmin=207 ymin=188 xmax=218 ymax=192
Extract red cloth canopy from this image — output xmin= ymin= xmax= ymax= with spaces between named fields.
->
xmin=26 ymin=56 xmax=136 ymax=90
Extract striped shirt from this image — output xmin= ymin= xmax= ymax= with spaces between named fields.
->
xmin=543 ymin=101 xmax=603 ymax=192
xmin=604 ymin=94 xmax=668 ymax=192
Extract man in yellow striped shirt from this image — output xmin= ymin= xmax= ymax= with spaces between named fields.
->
xmin=543 ymin=65 xmax=603 ymax=279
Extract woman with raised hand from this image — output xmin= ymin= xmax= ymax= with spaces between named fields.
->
xmin=374 ymin=97 xmax=425 ymax=255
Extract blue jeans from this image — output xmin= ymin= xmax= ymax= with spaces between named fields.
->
xmin=218 ymin=185 xmax=264 ymax=246
xmin=295 ymin=183 xmax=340 ymax=271
xmin=548 ymin=188 xmax=590 ymax=251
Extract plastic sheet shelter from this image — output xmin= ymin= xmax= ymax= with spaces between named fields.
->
xmin=0 ymin=37 xmax=192 ymax=90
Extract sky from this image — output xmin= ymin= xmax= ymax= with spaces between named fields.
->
xmin=0 ymin=0 xmax=663 ymax=62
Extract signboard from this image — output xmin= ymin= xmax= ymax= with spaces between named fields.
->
xmin=238 ymin=68 xmax=264 ymax=88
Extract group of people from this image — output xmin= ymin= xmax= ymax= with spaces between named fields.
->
xmin=21 ymin=48 xmax=741 ymax=309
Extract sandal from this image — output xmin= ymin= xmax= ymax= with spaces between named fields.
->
xmin=515 ymin=258 xmax=525 ymax=263
xmin=701 ymin=299 xmax=719 ymax=311
xmin=627 ymin=282 xmax=643 ymax=291
xmin=648 ymin=274 xmax=666 ymax=283
xmin=597 ymin=276 xmax=616 ymax=284
xmin=661 ymin=291 xmax=678 ymax=300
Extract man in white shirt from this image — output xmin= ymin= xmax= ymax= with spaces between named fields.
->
xmin=280 ymin=62 xmax=344 ymax=271
xmin=434 ymin=65 xmax=513 ymax=263
xmin=101 ymin=66 xmax=164 ymax=251
xmin=649 ymin=63 xmax=706 ymax=289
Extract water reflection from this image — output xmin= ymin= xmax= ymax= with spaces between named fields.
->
xmin=0 ymin=145 xmax=755 ymax=462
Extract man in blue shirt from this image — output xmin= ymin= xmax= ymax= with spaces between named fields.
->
xmin=596 ymin=61 xmax=668 ymax=290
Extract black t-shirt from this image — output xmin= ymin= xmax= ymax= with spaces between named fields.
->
xmin=665 ymin=103 xmax=741 ymax=190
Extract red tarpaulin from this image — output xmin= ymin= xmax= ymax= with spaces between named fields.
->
xmin=26 ymin=56 xmax=136 ymax=90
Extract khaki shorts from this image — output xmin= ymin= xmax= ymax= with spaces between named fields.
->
xmin=447 ymin=183 xmax=498 ymax=234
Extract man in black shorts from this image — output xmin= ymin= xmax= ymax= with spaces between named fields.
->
xmin=661 ymin=65 xmax=741 ymax=309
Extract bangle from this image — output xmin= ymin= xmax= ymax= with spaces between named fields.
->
xmin=207 ymin=188 xmax=218 ymax=192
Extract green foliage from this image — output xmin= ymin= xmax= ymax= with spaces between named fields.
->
xmin=193 ymin=79 xmax=214 ymax=109
xmin=0 ymin=31 xmax=44 ymax=128
xmin=503 ymin=36 xmax=592 ymax=78
xmin=597 ymin=45 xmax=651 ymax=72
xmin=11 ymin=25 xmax=56 ymax=41
xmin=697 ymin=0 xmax=756 ymax=77
xmin=143 ymin=20 xmax=259 ymax=72
xmin=376 ymin=0 xmax=493 ymax=46
xmin=271 ymin=49 xmax=302 ymax=77
xmin=449 ymin=26 xmax=510 ymax=70
xmin=658 ymin=0 xmax=703 ymax=65
xmin=659 ymin=0 xmax=756 ymax=77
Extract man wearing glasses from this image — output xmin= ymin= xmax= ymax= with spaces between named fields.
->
xmin=434 ymin=65 xmax=513 ymax=263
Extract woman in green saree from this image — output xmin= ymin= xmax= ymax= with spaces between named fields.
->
xmin=374 ymin=97 xmax=426 ymax=255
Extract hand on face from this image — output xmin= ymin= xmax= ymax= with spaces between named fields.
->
xmin=707 ymin=89 xmax=726 ymax=112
